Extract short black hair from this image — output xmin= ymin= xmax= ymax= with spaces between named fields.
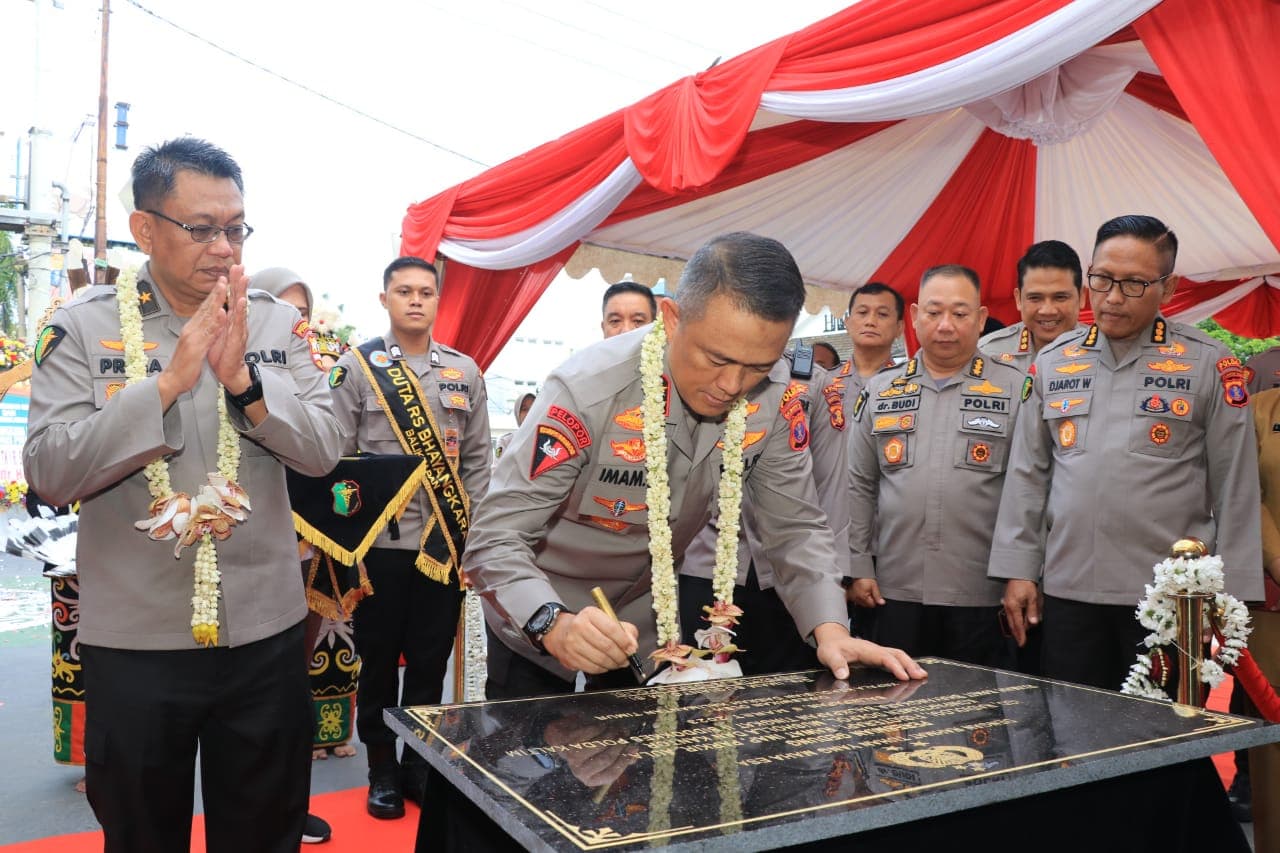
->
xmin=383 ymin=256 xmax=439 ymax=290
xmin=847 ymin=281 xmax=905 ymax=319
xmin=601 ymin=281 xmax=657 ymax=318
xmin=132 ymin=137 xmax=243 ymax=211
xmin=812 ymin=341 xmax=840 ymax=366
xmin=1017 ymin=240 xmax=1082 ymax=290
xmin=1094 ymin=215 xmax=1178 ymax=276
xmin=676 ymin=232 xmax=805 ymax=323
xmin=921 ymin=264 xmax=981 ymax=297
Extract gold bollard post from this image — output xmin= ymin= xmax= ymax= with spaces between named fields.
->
xmin=1169 ymin=538 xmax=1210 ymax=706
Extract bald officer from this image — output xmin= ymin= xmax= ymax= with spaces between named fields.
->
xmin=849 ymin=265 xmax=1025 ymax=666
xmin=465 ymin=232 xmax=926 ymax=700
xmin=989 ymin=214 xmax=1263 ymax=690
xmin=979 ymin=240 xmax=1084 ymax=371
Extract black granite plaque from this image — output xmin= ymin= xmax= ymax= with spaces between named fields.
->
xmin=387 ymin=659 xmax=1280 ymax=852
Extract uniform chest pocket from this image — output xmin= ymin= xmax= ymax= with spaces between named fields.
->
xmin=1129 ymin=410 xmax=1199 ymax=458
xmin=1043 ymin=393 xmax=1091 ymax=454
xmin=92 ymin=378 xmax=129 ymax=409
xmin=953 ymin=434 xmax=1009 ymax=472
xmin=362 ymin=397 xmax=400 ymax=442
xmin=439 ymin=390 xmax=472 ymax=414
xmin=578 ymin=469 xmax=648 ymax=531
xmin=875 ymin=432 xmax=913 ymax=471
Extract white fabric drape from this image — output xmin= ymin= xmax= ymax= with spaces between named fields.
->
xmin=758 ymin=0 xmax=1161 ymax=121
xmin=437 ymin=159 xmax=644 ymax=270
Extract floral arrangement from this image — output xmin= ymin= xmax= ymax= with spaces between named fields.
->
xmin=0 ymin=478 xmax=28 ymax=508
xmin=1121 ymin=550 xmax=1250 ymax=700
xmin=0 ymin=337 xmax=31 ymax=368
xmin=642 ymin=314 xmax=748 ymax=675
xmin=117 ymin=267 xmax=252 ymax=646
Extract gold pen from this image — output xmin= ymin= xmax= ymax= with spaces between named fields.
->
xmin=590 ymin=586 xmax=646 ymax=684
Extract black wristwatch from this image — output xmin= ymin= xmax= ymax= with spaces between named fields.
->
xmin=523 ymin=602 xmax=569 ymax=653
xmin=225 ymin=362 xmax=263 ymax=410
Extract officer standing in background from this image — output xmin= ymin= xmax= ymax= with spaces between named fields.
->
xmin=989 ymin=215 xmax=1263 ymax=689
xmin=979 ymin=240 xmax=1083 ymax=370
xmin=328 ymin=256 xmax=491 ymax=819
xmin=832 ymin=282 xmax=905 ymax=636
xmin=678 ymin=338 xmax=847 ymax=675
xmin=848 ymin=265 xmax=1025 ymax=666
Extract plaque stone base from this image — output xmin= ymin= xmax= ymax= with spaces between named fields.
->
xmin=388 ymin=659 xmax=1279 ymax=852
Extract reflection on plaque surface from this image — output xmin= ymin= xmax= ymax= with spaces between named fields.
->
xmin=386 ymin=659 xmax=1278 ymax=852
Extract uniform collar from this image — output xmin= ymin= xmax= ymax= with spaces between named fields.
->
xmin=381 ymin=329 xmax=437 ymax=364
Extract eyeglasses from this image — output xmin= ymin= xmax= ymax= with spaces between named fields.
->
xmin=146 ymin=209 xmax=254 ymax=244
xmin=1086 ymin=272 xmax=1171 ymax=298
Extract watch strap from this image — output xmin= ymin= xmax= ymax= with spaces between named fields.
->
xmin=225 ymin=362 xmax=263 ymax=410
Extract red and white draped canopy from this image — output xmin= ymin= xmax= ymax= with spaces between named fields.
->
xmin=402 ymin=0 xmax=1280 ymax=367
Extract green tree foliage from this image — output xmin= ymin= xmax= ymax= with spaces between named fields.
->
xmin=0 ymin=232 xmax=20 ymax=337
xmin=1196 ymin=318 xmax=1280 ymax=361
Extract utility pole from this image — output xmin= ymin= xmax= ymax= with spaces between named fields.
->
xmin=93 ymin=0 xmax=111 ymax=284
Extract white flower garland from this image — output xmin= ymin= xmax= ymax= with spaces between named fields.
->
xmin=119 ymin=268 xmax=251 ymax=647
xmin=642 ymin=314 xmax=747 ymax=659
xmin=1121 ymin=553 xmax=1251 ymax=700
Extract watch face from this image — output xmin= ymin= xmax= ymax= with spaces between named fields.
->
xmin=527 ymin=603 xmax=561 ymax=637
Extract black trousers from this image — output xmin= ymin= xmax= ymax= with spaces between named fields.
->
xmin=871 ymin=599 xmax=1014 ymax=668
xmin=1040 ymin=595 xmax=1153 ymax=690
xmin=353 ymin=548 xmax=463 ymax=765
xmin=677 ymin=569 xmax=819 ymax=675
xmin=81 ymin=622 xmax=310 ymax=853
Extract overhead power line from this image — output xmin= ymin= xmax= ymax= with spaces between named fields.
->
xmin=122 ymin=0 xmax=489 ymax=167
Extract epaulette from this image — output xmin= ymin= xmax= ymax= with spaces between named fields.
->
xmin=1037 ymin=324 xmax=1088 ymax=357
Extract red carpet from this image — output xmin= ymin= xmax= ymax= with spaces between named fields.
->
xmin=0 ymin=787 xmax=419 ymax=852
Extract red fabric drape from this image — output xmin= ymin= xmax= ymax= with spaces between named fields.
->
xmin=1212 ymin=280 xmax=1280 ymax=339
xmin=605 ymin=119 xmax=898 ymax=226
xmin=625 ymin=39 xmax=790 ymax=195
xmin=770 ymin=0 xmax=1072 ymax=90
xmin=432 ymin=245 xmax=577 ymax=371
xmin=1123 ymin=72 xmax=1189 ymax=123
xmin=400 ymin=116 xmax=629 ymax=254
xmin=1135 ymin=0 xmax=1280 ymax=254
xmin=866 ymin=129 xmax=1038 ymax=353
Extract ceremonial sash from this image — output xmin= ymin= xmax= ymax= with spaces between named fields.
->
xmin=351 ymin=339 xmax=471 ymax=585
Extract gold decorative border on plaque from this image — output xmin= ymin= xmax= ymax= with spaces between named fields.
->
xmin=399 ymin=660 xmax=1260 ymax=850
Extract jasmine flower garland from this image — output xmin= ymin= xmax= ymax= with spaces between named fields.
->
xmin=642 ymin=314 xmax=747 ymax=660
xmin=119 ymin=268 xmax=251 ymax=647
xmin=1121 ymin=553 xmax=1250 ymax=700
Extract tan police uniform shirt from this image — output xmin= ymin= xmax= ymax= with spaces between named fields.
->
xmin=464 ymin=328 xmax=851 ymax=680
xmin=23 ymin=264 xmax=344 ymax=649
xmin=980 ymin=322 xmax=1087 ymax=371
xmin=848 ymin=355 xmax=1024 ymax=606
xmin=988 ymin=318 xmax=1264 ymax=604
xmin=683 ymin=362 xmax=849 ymax=590
xmin=328 ymin=330 xmax=491 ymax=550
xmin=1245 ymin=346 xmax=1280 ymax=394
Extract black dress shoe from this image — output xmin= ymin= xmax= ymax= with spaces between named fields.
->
xmin=367 ymin=771 xmax=405 ymax=819
xmin=401 ymin=763 xmax=429 ymax=807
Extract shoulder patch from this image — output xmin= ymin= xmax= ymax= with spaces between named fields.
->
xmin=531 ymin=424 xmax=579 ymax=478
xmin=1217 ymin=356 xmax=1249 ymax=408
xmin=328 ymin=365 xmax=347 ymax=388
xmin=33 ymin=325 xmax=66 ymax=366
xmin=547 ymin=405 xmax=592 ymax=449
